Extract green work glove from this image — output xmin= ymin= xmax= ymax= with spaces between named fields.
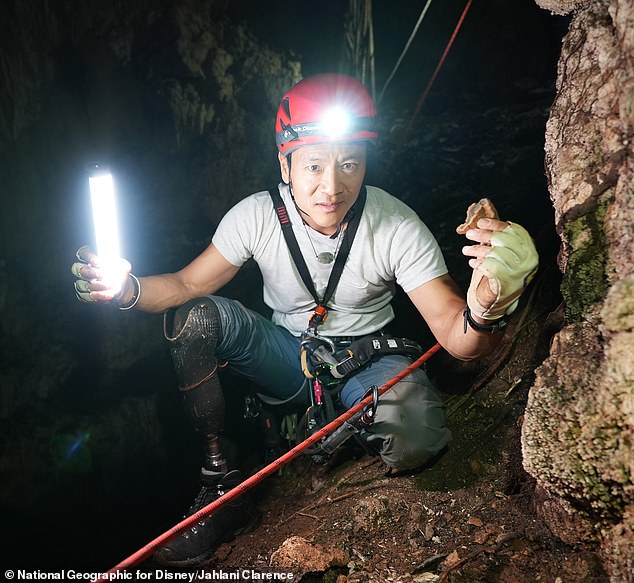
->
xmin=466 ymin=222 xmax=538 ymax=320
xmin=71 ymin=245 xmax=132 ymax=304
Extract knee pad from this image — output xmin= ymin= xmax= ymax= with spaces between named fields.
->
xmin=164 ymin=297 xmax=225 ymax=435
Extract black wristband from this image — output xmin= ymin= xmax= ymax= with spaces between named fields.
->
xmin=463 ymin=306 xmax=508 ymax=334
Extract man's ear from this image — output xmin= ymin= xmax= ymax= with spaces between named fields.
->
xmin=278 ymin=152 xmax=290 ymax=184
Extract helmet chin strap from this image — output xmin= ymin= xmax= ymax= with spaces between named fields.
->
xmin=288 ymin=180 xmax=308 ymax=217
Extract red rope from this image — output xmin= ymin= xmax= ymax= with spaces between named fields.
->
xmin=95 ymin=342 xmax=442 ymax=580
xmin=401 ymin=0 xmax=474 ymax=149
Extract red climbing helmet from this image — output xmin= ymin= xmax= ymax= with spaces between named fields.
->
xmin=275 ymin=74 xmax=378 ymax=155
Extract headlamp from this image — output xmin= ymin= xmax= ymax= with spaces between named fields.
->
xmin=88 ymin=164 xmax=122 ymax=294
xmin=319 ymin=107 xmax=351 ymax=137
xmin=275 ymin=114 xmax=376 ymax=149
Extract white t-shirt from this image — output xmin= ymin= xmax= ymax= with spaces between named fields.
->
xmin=212 ymin=183 xmax=448 ymax=337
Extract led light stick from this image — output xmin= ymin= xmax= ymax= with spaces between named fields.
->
xmin=88 ymin=164 xmax=123 ymax=294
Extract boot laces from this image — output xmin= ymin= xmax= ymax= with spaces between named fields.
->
xmin=187 ymin=483 xmax=221 ymax=517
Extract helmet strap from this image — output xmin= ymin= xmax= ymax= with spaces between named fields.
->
xmin=288 ymin=181 xmax=311 ymax=222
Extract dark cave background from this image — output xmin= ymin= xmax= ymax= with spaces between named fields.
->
xmin=0 ymin=0 xmax=568 ymax=571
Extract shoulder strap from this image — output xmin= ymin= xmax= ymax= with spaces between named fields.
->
xmin=269 ymin=184 xmax=367 ymax=309
xmin=269 ymin=185 xmax=319 ymax=302
xmin=322 ymin=186 xmax=366 ymax=306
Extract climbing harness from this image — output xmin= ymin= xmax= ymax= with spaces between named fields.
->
xmin=270 ymin=183 xmax=368 ymax=444
xmin=305 ymin=334 xmax=425 ymax=381
xmin=269 ymin=185 xmax=427 ymax=455
xmin=93 ymin=342 xmax=442 ymax=581
xmin=295 ymin=332 xmax=427 ymax=458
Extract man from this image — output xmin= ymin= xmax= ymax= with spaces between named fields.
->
xmin=72 ymin=74 xmax=538 ymax=566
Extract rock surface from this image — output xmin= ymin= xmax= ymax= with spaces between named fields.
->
xmin=269 ymin=536 xmax=348 ymax=578
xmin=523 ymin=0 xmax=634 ymax=579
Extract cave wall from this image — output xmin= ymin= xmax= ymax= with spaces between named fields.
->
xmin=523 ymin=0 xmax=634 ymax=579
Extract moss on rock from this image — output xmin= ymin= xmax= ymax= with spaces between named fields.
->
xmin=560 ymin=194 xmax=610 ymax=322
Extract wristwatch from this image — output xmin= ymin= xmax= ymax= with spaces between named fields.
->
xmin=463 ymin=306 xmax=508 ymax=334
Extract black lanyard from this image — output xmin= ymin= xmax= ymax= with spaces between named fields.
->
xmin=269 ymin=184 xmax=367 ymax=332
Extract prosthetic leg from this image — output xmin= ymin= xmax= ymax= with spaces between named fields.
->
xmin=154 ymin=297 xmax=257 ymax=567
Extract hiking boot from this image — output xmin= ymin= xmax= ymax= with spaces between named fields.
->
xmin=154 ymin=469 xmax=259 ymax=567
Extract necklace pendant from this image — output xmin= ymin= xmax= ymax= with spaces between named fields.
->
xmin=317 ymin=252 xmax=335 ymax=264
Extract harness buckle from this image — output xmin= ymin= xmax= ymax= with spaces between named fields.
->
xmin=300 ymin=330 xmax=336 ymax=353
xmin=300 ymin=329 xmax=341 ymax=381
xmin=308 ymin=304 xmax=329 ymax=331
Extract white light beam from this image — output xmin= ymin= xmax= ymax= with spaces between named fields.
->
xmin=89 ymin=168 xmax=122 ymax=293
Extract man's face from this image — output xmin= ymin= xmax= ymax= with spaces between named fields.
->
xmin=278 ymin=143 xmax=367 ymax=236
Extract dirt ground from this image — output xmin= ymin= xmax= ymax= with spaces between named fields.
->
xmin=161 ymin=282 xmax=609 ymax=583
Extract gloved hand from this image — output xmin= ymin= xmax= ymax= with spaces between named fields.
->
xmin=462 ymin=218 xmax=538 ymax=320
xmin=71 ymin=245 xmax=132 ymax=304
